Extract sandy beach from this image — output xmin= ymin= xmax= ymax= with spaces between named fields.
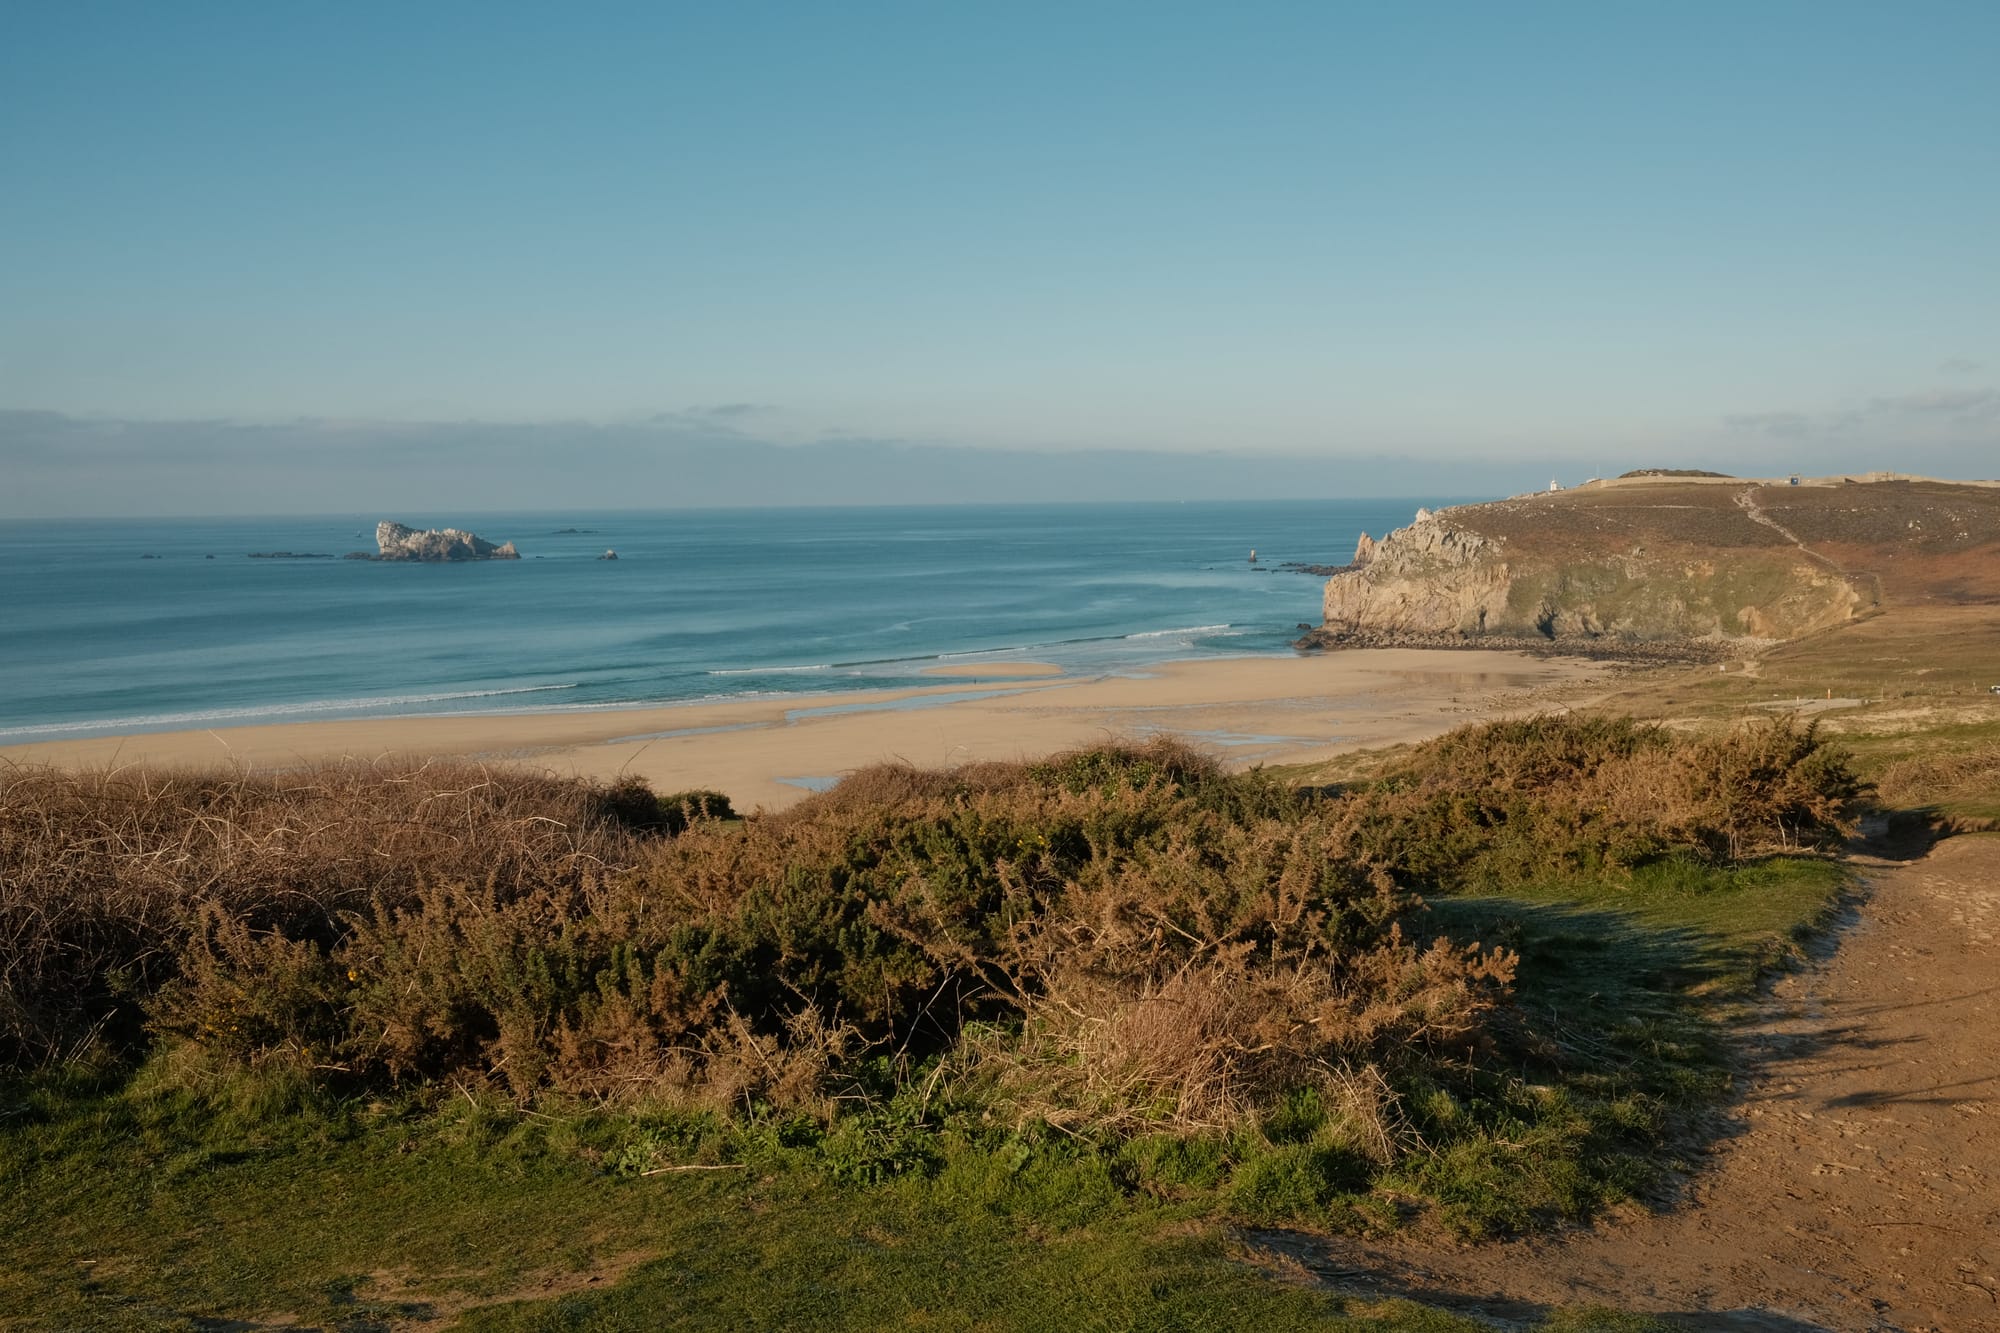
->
xmin=0 ymin=650 xmax=1614 ymax=810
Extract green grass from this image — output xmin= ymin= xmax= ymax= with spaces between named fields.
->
xmin=0 ymin=1061 xmax=1518 ymax=1332
xmin=1378 ymin=855 xmax=1848 ymax=1240
xmin=0 ymin=854 xmax=1843 ymax=1331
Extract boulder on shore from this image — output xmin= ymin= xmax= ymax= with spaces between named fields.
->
xmin=374 ymin=521 xmax=521 ymax=562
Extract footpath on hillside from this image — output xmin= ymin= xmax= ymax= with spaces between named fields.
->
xmin=1257 ymin=832 xmax=2000 ymax=1332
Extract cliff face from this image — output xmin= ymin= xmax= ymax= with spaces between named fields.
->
xmin=1316 ymin=487 xmax=1876 ymax=649
xmin=375 ymin=522 xmax=521 ymax=562
xmin=1323 ymin=517 xmax=1515 ymax=636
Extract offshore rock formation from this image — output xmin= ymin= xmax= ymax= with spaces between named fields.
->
xmin=374 ymin=521 xmax=520 ymax=562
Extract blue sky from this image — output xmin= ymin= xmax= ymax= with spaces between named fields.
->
xmin=3 ymin=2 xmax=1997 ymax=512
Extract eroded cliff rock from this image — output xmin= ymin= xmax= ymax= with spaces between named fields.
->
xmin=1310 ymin=486 xmax=1869 ymax=653
xmin=375 ymin=521 xmax=521 ymax=562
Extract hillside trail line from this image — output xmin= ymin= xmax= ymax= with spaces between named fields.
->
xmin=1735 ymin=487 xmax=1886 ymax=620
xmin=1736 ymin=488 xmax=1847 ymax=576
xmin=1255 ymin=832 xmax=2000 ymax=1331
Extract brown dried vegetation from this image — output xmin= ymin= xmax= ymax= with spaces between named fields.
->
xmin=0 ymin=761 xmax=657 ymax=1063
xmin=0 ymin=721 xmax=1859 ymax=1145
xmin=1872 ymin=743 xmax=2000 ymax=825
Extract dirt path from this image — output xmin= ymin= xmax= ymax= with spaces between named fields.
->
xmin=1736 ymin=487 xmax=1888 ymax=615
xmin=1263 ymin=834 xmax=2000 ymax=1331
xmin=1737 ymin=487 xmax=1845 ymax=574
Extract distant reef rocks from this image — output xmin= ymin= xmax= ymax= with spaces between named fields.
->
xmin=369 ymin=521 xmax=521 ymax=562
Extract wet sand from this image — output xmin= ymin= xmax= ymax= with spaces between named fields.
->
xmin=0 ymin=650 xmax=1612 ymax=811
xmin=922 ymin=661 xmax=1066 ymax=678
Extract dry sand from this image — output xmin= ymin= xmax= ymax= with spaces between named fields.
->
xmin=0 ymin=650 xmax=1613 ymax=811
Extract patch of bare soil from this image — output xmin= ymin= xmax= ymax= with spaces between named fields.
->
xmin=372 ymin=1248 xmax=659 ymax=1329
xmin=187 ymin=1249 xmax=660 ymax=1332
xmin=1252 ymin=835 xmax=2000 ymax=1332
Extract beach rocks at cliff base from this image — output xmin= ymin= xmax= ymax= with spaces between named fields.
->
xmin=373 ymin=521 xmax=521 ymax=562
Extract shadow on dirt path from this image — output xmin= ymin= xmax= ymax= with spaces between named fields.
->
xmin=1247 ymin=832 xmax=2000 ymax=1332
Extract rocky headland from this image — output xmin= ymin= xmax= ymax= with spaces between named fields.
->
xmin=370 ymin=521 xmax=520 ymax=562
xmin=1300 ymin=473 xmax=2000 ymax=658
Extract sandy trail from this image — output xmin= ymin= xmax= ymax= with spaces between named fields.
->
xmin=1266 ymin=834 xmax=2000 ymax=1332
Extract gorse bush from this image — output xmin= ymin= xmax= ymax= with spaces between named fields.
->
xmin=1872 ymin=741 xmax=2000 ymax=821
xmin=0 ymin=761 xmax=659 ymax=1064
xmin=150 ymin=740 xmax=1507 ymax=1122
xmin=1353 ymin=715 xmax=1863 ymax=887
xmin=2 ymin=719 xmax=1860 ymax=1148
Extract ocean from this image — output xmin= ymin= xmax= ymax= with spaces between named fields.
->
xmin=0 ymin=499 xmax=1447 ymax=744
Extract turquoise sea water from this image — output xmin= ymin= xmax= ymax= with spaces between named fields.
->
xmin=0 ymin=500 xmax=1448 ymax=743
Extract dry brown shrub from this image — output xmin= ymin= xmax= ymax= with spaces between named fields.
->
xmin=995 ymin=927 xmax=1514 ymax=1136
xmin=977 ymin=803 xmax=1516 ymax=1136
xmin=0 ymin=759 xmax=650 ymax=1062
xmin=1873 ymin=744 xmax=2000 ymax=812
xmin=1 ymin=719 xmax=1857 ymax=1127
xmin=686 ymin=1005 xmax=867 ymax=1118
xmin=775 ymin=759 xmax=1031 ymax=820
xmin=1319 ymin=1062 xmax=1421 ymax=1166
xmin=1354 ymin=714 xmax=1862 ymax=885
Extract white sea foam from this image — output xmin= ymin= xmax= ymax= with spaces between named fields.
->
xmin=1123 ymin=623 xmax=1232 ymax=640
xmin=0 ymin=684 xmax=579 ymax=739
xmin=707 ymin=664 xmax=833 ymax=676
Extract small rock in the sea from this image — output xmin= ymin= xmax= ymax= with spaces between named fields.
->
xmin=373 ymin=521 xmax=521 ymax=562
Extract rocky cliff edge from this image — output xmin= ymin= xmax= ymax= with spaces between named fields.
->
xmin=1303 ymin=482 xmax=1905 ymax=655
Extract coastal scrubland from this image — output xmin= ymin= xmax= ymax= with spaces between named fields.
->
xmin=2 ymin=718 xmax=1865 ymax=1329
